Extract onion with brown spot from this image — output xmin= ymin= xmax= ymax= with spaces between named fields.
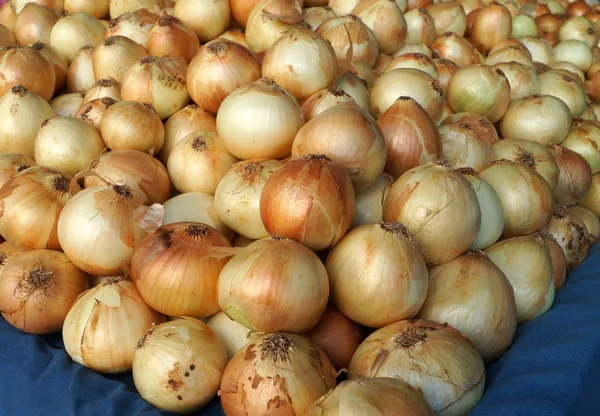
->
xmin=569 ymin=205 xmax=600 ymax=245
xmin=547 ymin=204 xmax=590 ymax=269
xmin=550 ymin=145 xmax=592 ymax=205
xmin=75 ymin=97 xmax=117 ymax=129
xmin=440 ymin=112 xmax=499 ymax=144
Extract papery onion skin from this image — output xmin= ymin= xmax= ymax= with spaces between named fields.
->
xmin=0 ymin=241 xmax=27 ymax=277
xmin=334 ymin=70 xmax=372 ymax=114
xmin=174 ymin=0 xmax=230 ymax=43
xmin=538 ymin=70 xmax=587 ymax=117
xmin=549 ymin=145 xmax=592 ymax=205
xmin=438 ymin=120 xmax=494 ymax=172
xmin=147 ymin=15 xmax=200 ymax=63
xmin=0 ymin=153 xmax=35 ymax=189
xmin=75 ymin=97 xmax=117 ymax=129
xmin=92 ymin=36 xmax=148 ymax=83
xmin=107 ymin=9 xmax=158 ymax=49
xmin=0 ymin=45 xmax=56 ymax=101
xmin=352 ymin=0 xmax=408 ymax=56
xmin=207 ymin=311 xmax=255 ymax=360
xmin=230 ymin=0 xmax=261 ymax=28
xmin=352 ymin=172 xmax=394 ymax=228
xmin=426 ymin=2 xmax=467 ymax=37
xmin=547 ymin=204 xmax=590 ymax=269
xmin=561 ymin=118 xmax=600 ymax=175
xmin=49 ymin=12 xmax=106 ymax=63
xmin=579 ymin=173 xmax=600 ymax=218
xmin=441 ymin=112 xmax=499 ymax=144
xmin=301 ymin=86 xmax=354 ymax=121
xmin=494 ymin=61 xmax=540 ymax=101
xmin=303 ymin=6 xmax=337 ymax=31
xmin=32 ymin=42 xmax=68 ymax=94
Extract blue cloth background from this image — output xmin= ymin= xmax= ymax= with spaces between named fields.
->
xmin=2 ymin=243 xmax=600 ymax=415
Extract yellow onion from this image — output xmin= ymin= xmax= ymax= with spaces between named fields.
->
xmin=488 ymin=38 xmax=531 ymax=59
xmin=511 ymin=14 xmax=537 ymax=38
xmin=187 ymin=40 xmax=261 ymax=114
xmin=0 ymin=3 xmax=17 ymax=30
xmin=301 ymin=86 xmax=354 ymax=120
xmin=371 ymin=68 xmax=445 ymax=121
xmin=329 ymin=0 xmax=361 ymax=15
xmin=492 ymin=138 xmax=559 ymax=192
xmin=220 ymin=332 xmax=337 ymax=415
xmin=131 ymin=222 xmax=233 ymax=318
xmin=559 ymin=16 xmax=597 ymax=48
xmin=146 ymin=15 xmax=199 ymax=63
xmin=485 ymin=44 xmax=535 ymax=68
xmin=554 ymin=40 xmax=592 ymax=72
xmin=434 ymin=58 xmax=460 ymax=94
xmin=167 ymin=131 xmax=238 ymax=194
xmin=217 ymin=29 xmax=250 ymax=49
xmin=326 ymin=222 xmax=429 ymax=327
xmin=520 ymin=2 xmax=550 ymax=19
xmin=426 ymin=2 xmax=468 ymax=36
xmin=393 ymin=42 xmax=433 ymax=57
xmin=306 ymin=306 xmax=364 ymax=370
xmin=431 ymin=32 xmax=483 ymax=68
xmin=11 ymin=0 xmax=63 ymax=14
xmin=352 ymin=172 xmax=394 ymax=228
xmin=49 ymin=92 xmax=85 ymax=117
xmin=50 ymin=12 xmax=106 ymax=63
xmin=441 ymin=111 xmax=500 ymax=144
xmin=62 ymin=277 xmax=165 ymax=373
xmin=84 ymin=149 xmax=170 ymax=205
xmin=550 ymin=145 xmax=592 ymax=205
xmin=133 ymin=318 xmax=227 ymax=413
xmin=218 ymin=237 xmax=329 ymax=332
xmin=383 ymin=161 xmax=481 ymax=264
xmin=0 ymin=153 xmax=35 ymax=189
xmin=75 ymin=97 xmax=117 ymax=129
xmin=570 ymin=205 xmax=600 ymax=245
xmin=158 ymin=104 xmax=217 ymax=164
xmin=65 ymin=0 xmax=109 ymax=18
xmin=230 ymin=0 xmax=261 ymax=28
xmin=0 ymin=85 xmax=55 ymax=158
xmin=494 ymin=61 xmax=539 ymax=101
xmin=207 ymin=311 xmax=256 ymax=360
xmin=468 ymin=3 xmax=512 ymax=54
xmin=348 ymin=58 xmax=381 ymax=92
xmin=108 ymin=0 xmax=163 ymax=18
xmin=107 ymin=9 xmax=158 ymax=49
xmin=518 ymin=35 xmax=552 ymax=64
xmin=539 ymin=70 xmax=586 ymax=117
xmin=216 ymin=78 xmax=305 ymax=160
xmin=0 ymin=45 xmax=56 ymax=101
xmin=438 ymin=120 xmax=494 ymax=172
xmin=245 ymin=0 xmax=304 ymax=54
xmin=561 ymin=118 xmax=600 ymax=174
xmin=582 ymin=105 xmax=598 ymax=121
xmin=303 ymin=6 xmax=336 ymax=30
xmin=214 ymin=159 xmax=283 ymax=240
xmin=84 ymin=78 xmax=122 ymax=102
xmin=349 ymin=319 xmax=485 ymax=415
xmin=535 ymin=12 xmax=565 ymax=34
xmin=537 ymin=231 xmax=568 ymax=290
xmin=0 ymin=241 xmax=27 ymax=276
xmin=101 ymin=101 xmax=164 ymax=155
xmin=174 ymin=0 xmax=230 ymax=43
xmin=352 ymin=0 xmax=408 ymax=55
xmin=405 ymin=7 xmax=436 ymax=45
xmin=457 ymin=0 xmax=483 ymax=15
xmin=334 ymin=70 xmax=372 ymax=114
xmin=386 ymin=53 xmax=438 ymax=79
xmin=547 ymin=204 xmax=590 ymax=269
xmin=65 ymin=46 xmax=96 ymax=93
xmin=0 ymin=249 xmax=88 ymax=334
xmin=13 ymin=3 xmax=58 ymax=46
xmin=305 ymin=378 xmax=435 ymax=416
xmin=499 ymin=94 xmax=572 ymax=145
xmin=92 ymin=36 xmax=148 ymax=83
xmin=0 ymin=167 xmax=78 ymax=250
xmin=31 ymin=42 xmax=68 ymax=94
xmin=260 ymin=155 xmax=355 ymax=251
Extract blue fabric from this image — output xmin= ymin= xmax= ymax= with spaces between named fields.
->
xmin=2 ymin=244 xmax=600 ymax=415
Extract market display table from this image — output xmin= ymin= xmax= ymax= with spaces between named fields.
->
xmin=2 ymin=243 xmax=600 ymax=416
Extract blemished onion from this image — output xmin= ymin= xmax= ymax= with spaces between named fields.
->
xmin=0 ymin=46 xmax=56 ymax=101
xmin=65 ymin=46 xmax=96 ymax=93
xmin=301 ymin=86 xmax=354 ymax=120
xmin=260 ymin=155 xmax=355 ymax=251
xmin=334 ymin=70 xmax=372 ymax=114
xmin=0 ymin=241 xmax=27 ymax=276
xmin=75 ymin=97 xmax=117 ymax=129
xmin=499 ymin=94 xmax=572 ymax=145
xmin=326 ymin=222 xmax=429 ymax=328
xmin=305 ymin=378 xmax=435 ymax=416
xmin=167 ymin=131 xmax=238 ymax=195
xmin=431 ymin=32 xmax=483 ymax=68
xmin=131 ymin=222 xmax=233 ymax=318
xmin=133 ymin=318 xmax=227 ymax=413
xmin=547 ymin=205 xmax=590 ymax=269
xmin=518 ymin=35 xmax=553 ymax=65
xmin=62 ymin=277 xmax=165 ymax=373
xmin=92 ymin=36 xmax=148 ymax=83
xmin=468 ymin=3 xmax=513 ymax=54
xmin=187 ymin=40 xmax=261 ymax=114
xmin=245 ymin=0 xmax=304 ymax=54
xmin=492 ymin=138 xmax=559 ymax=192
xmin=84 ymin=78 xmax=122 ymax=102
xmin=0 ymin=3 xmax=17 ymax=30
xmin=494 ymin=61 xmax=540 ymax=101
xmin=480 ymin=160 xmax=554 ymax=238
xmin=383 ymin=161 xmax=481 ymax=264
xmin=438 ymin=120 xmax=494 ymax=171
xmin=13 ymin=3 xmax=58 ymax=46
xmin=404 ymin=7 xmax=436 ymax=45
xmin=230 ymin=0 xmax=261 ymax=28
xmin=561 ymin=118 xmax=600 ymax=174
xmin=107 ymin=9 xmax=158 ymax=49
xmin=147 ymin=15 xmax=199 ymax=63
xmin=121 ymin=56 xmax=189 ymax=120
xmin=426 ymin=2 xmax=468 ymax=37
xmin=218 ymin=237 xmax=329 ymax=332
xmin=442 ymin=112 xmax=499 ymax=144
xmin=352 ymin=0 xmax=408 ymax=55
xmin=306 ymin=306 xmax=364 ymax=370
xmin=385 ymin=53 xmax=438 ymax=79
xmin=34 ymin=116 xmax=105 ymax=177
xmin=216 ymin=78 xmax=305 ymax=160
xmin=207 ymin=311 xmax=256 ymax=360
xmin=292 ymin=102 xmax=387 ymax=190
xmin=434 ymin=58 xmax=460 ymax=94
xmin=0 ymin=167 xmax=77 ymax=250
xmin=352 ymin=172 xmax=394 ymax=228
xmin=49 ymin=12 xmax=106 ymax=63
xmin=218 ymin=29 xmax=250 ymax=50
xmin=32 ymin=42 xmax=68 ymax=94
xmin=537 ymin=231 xmax=568 ymax=290
xmin=550 ymin=145 xmax=593 ymax=205
xmin=0 ymin=249 xmax=88 ymax=334
xmin=484 ymin=233 xmax=555 ymax=324
xmin=417 ymin=251 xmax=516 ymax=363
xmin=101 ymin=101 xmax=164 ymax=155
xmin=554 ymin=40 xmax=593 ymax=72
xmin=559 ymin=16 xmax=597 ymax=48
xmin=0 ymin=153 xmax=35 ymax=189
xmin=539 ymin=70 xmax=586 ymax=117
xmin=65 ymin=0 xmax=109 ymax=18
xmin=371 ymin=68 xmax=445 ymax=122
xmin=0 ymin=85 xmax=55 ymax=158
xmin=108 ymin=0 xmax=163 ymax=18
xmin=214 ymin=159 xmax=283 ymax=240
xmin=303 ymin=6 xmax=336 ymax=31
xmin=220 ymin=332 xmax=337 ymax=415
xmin=49 ymin=93 xmax=85 ymax=117
xmin=457 ymin=168 xmax=504 ymax=250
xmin=349 ymin=319 xmax=485 ymax=415
xmin=447 ymin=65 xmax=510 ymax=123
xmin=174 ymin=0 xmax=230 ymax=43
xmin=570 ymin=205 xmax=600 ymax=245
xmin=11 ymin=0 xmax=64 ymax=14
xmin=84 ymin=149 xmax=170 ymax=205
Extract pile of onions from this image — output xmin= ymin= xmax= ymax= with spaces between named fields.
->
xmin=133 ymin=318 xmax=227 ymax=413
xmin=580 ymin=173 xmax=600 ymax=218
xmin=538 ymin=231 xmax=568 ymax=290
xmin=0 ymin=249 xmax=89 ymax=334
xmin=92 ymin=36 xmax=148 ymax=83
xmin=352 ymin=0 xmax=408 ymax=55
xmin=75 ymin=97 xmax=117 ymax=129
xmin=352 ymin=172 xmax=394 ymax=228
xmin=438 ymin=120 xmax=494 ymax=171
xmin=0 ymin=153 xmax=35 ymax=188
xmin=220 ymin=332 xmax=337 ymax=415
xmin=301 ymin=86 xmax=354 ymax=120
xmin=173 ymin=0 xmax=230 ymax=43
xmin=62 ymin=277 xmax=165 ymax=373
xmin=383 ymin=161 xmax=481 ymax=265
xmin=207 ymin=311 xmax=255 ymax=360
xmin=147 ymin=15 xmax=200 ymax=63
xmin=326 ymin=222 xmax=428 ymax=328
xmin=561 ymin=118 xmax=600 ymax=174
xmin=13 ymin=3 xmax=58 ymax=46
xmin=547 ymin=205 xmax=590 ymax=269
xmin=417 ymin=251 xmax=517 ymax=363
xmin=218 ymin=237 xmax=329 ymax=332
xmin=0 ymin=46 xmax=56 ymax=101
xmin=244 ymin=0 xmax=305 ymax=54
xmin=107 ymin=9 xmax=158 ymax=49
xmin=348 ymin=319 xmax=485 ymax=415
xmin=49 ymin=12 xmax=106 ymax=63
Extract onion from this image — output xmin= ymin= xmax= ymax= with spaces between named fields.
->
xmin=539 ymin=30 xmax=560 ymax=47
xmin=0 ymin=2 xmax=17 ymax=30
xmin=494 ymin=61 xmax=539 ymax=101
xmin=431 ymin=32 xmax=483 ymax=68
xmin=101 ymin=101 xmax=164 ymax=155
xmin=468 ymin=3 xmax=513 ymax=54
xmin=301 ymin=86 xmax=354 ymax=120
xmin=0 ymin=249 xmax=88 ymax=334
xmin=75 ymin=97 xmax=117 ymax=129
xmin=174 ymin=0 xmax=229 ymax=43
xmin=232 ymin=234 xmax=255 ymax=247
xmin=214 ymin=159 xmax=283 ymax=240
xmin=62 ymin=277 xmax=165 ymax=373
xmin=220 ymin=332 xmax=337 ymax=415
xmin=65 ymin=46 xmax=95 ymax=93
xmin=447 ymin=65 xmax=510 ymax=123
xmin=216 ymin=78 xmax=305 ymax=160
xmin=84 ymin=78 xmax=122 ymax=102
xmin=566 ymin=0 xmax=590 ymax=17
xmin=13 ymin=3 xmax=58 ymax=46
xmin=0 ymin=241 xmax=27 ymax=276
xmin=146 ymin=15 xmax=199 ymax=63
xmin=549 ymin=145 xmax=592 ymax=205
xmin=559 ymin=16 xmax=597 ymax=48
xmin=554 ymin=40 xmax=592 ymax=72
xmin=218 ymin=237 xmax=329 ymax=331
xmin=434 ymin=58 xmax=460 ymax=94
xmin=383 ymin=160 xmax=481 ymax=264
xmin=351 ymin=0 xmax=408 ymax=55
xmin=245 ymin=0 xmax=304 ymax=54
xmin=64 ymin=0 xmax=109 ymax=18
xmin=499 ymin=94 xmax=572 ymax=145
xmin=404 ymin=7 xmax=437 ymax=45
xmin=441 ymin=112 xmax=499 ymax=144
xmin=303 ymin=6 xmax=336 ymax=31
xmin=561 ymin=118 xmax=600 ymax=174
xmin=92 ymin=36 xmax=148 ymax=83
xmin=107 ymin=9 xmax=158 ymax=49
xmin=349 ymin=319 xmax=485 ymax=415
xmin=535 ymin=12 xmax=566 ymax=34
xmin=11 ymin=0 xmax=64 ymax=14
xmin=511 ymin=14 xmax=537 ymax=37
xmin=49 ymin=92 xmax=85 ymax=117
xmin=539 ymin=70 xmax=586 ymax=117
xmin=485 ymin=46 xmax=535 ymax=69
xmin=0 ymin=46 xmax=56 ymax=101
xmin=260 ymin=155 xmax=355 ymax=251
xmin=326 ymin=222 xmax=428 ymax=327
xmin=217 ymin=29 xmax=250 ymax=50
xmin=426 ymin=2 xmax=467 ymax=37
xmin=352 ymin=172 xmax=394 ymax=228
xmin=547 ymin=204 xmax=590 ymax=269
xmin=0 ymin=153 xmax=35 ymax=189
xmin=108 ymin=0 xmax=163 ymax=18
xmin=84 ymin=149 xmax=170 ymax=205
xmin=570 ymin=205 xmax=600 ymax=245
xmin=305 ymin=378 xmax=435 ymax=416
xmin=207 ymin=311 xmax=256 ymax=360
xmin=31 ymin=42 xmax=67 ymax=95
xmin=230 ymin=0 xmax=261 ymax=28
xmin=438 ymin=120 xmax=494 ymax=171
xmin=187 ymin=40 xmax=260 ymax=114
xmin=386 ymin=53 xmax=438 ymax=79
xmin=329 ymin=0 xmax=361 ymax=15
xmin=0 ymin=85 xmax=55 ymax=158
xmin=167 ymin=131 xmax=238 ymax=195
xmin=582 ymin=105 xmax=597 ymax=121
xmin=536 ymin=231 xmax=568 ymax=290
xmin=50 ymin=12 xmax=106 ymax=63
xmin=580 ymin=172 xmax=600 ymax=216
xmin=518 ymin=35 xmax=553 ymax=64
xmin=334 ymin=70 xmax=372 ymax=114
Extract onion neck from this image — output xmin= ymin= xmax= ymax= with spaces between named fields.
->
xmin=394 ymin=327 xmax=428 ymax=348
xmin=259 ymin=333 xmax=292 ymax=362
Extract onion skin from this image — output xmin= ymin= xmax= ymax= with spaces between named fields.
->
xmin=538 ymin=232 xmax=568 ymax=290
xmin=0 ymin=153 xmax=35 ymax=189
xmin=438 ymin=120 xmax=494 ymax=172
xmin=550 ymin=145 xmax=592 ymax=205
xmin=570 ymin=205 xmax=600 ymax=245
xmin=351 ymin=0 xmax=408 ymax=56
xmin=547 ymin=205 xmax=590 ymax=269
xmin=300 ymin=86 xmax=354 ymax=121
xmin=0 ymin=46 xmax=56 ymax=101
xmin=92 ymin=36 xmax=148 ymax=83
xmin=207 ymin=311 xmax=255 ymax=360
xmin=0 ymin=241 xmax=28 ymax=277
xmin=352 ymin=172 xmax=394 ymax=228
xmin=441 ymin=112 xmax=499 ymax=144
xmin=84 ymin=78 xmax=122 ymax=103
xmin=32 ymin=42 xmax=68 ymax=94
xmin=334 ymin=70 xmax=372 ymax=114
xmin=431 ymin=32 xmax=483 ymax=68
xmin=580 ymin=173 xmax=600 ymax=218
xmin=107 ymin=9 xmax=158 ymax=49
xmin=147 ymin=15 xmax=200 ymax=63
xmin=468 ymin=3 xmax=513 ymax=54
xmin=561 ymin=118 xmax=600 ymax=175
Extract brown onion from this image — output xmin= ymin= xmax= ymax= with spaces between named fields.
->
xmin=31 ymin=42 xmax=67 ymax=94
xmin=537 ymin=231 xmax=568 ymax=290
xmin=426 ymin=2 xmax=468 ymax=37
xmin=434 ymin=58 xmax=460 ymax=94
xmin=334 ymin=70 xmax=372 ymax=114
xmin=441 ymin=112 xmax=499 ymax=144
xmin=303 ymin=6 xmax=336 ymax=31
xmin=174 ymin=0 xmax=230 ymax=43
xmin=244 ymin=0 xmax=304 ymax=54
xmin=75 ymin=97 xmax=117 ymax=129
xmin=494 ymin=61 xmax=540 ymax=101
xmin=352 ymin=172 xmax=394 ymax=228
xmin=92 ymin=36 xmax=148 ymax=84
xmin=404 ymin=7 xmax=437 ymax=45
xmin=550 ymin=145 xmax=593 ymax=205
xmin=468 ymin=3 xmax=513 ymax=54
xmin=84 ymin=78 xmax=122 ymax=102
xmin=547 ymin=204 xmax=590 ymax=269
